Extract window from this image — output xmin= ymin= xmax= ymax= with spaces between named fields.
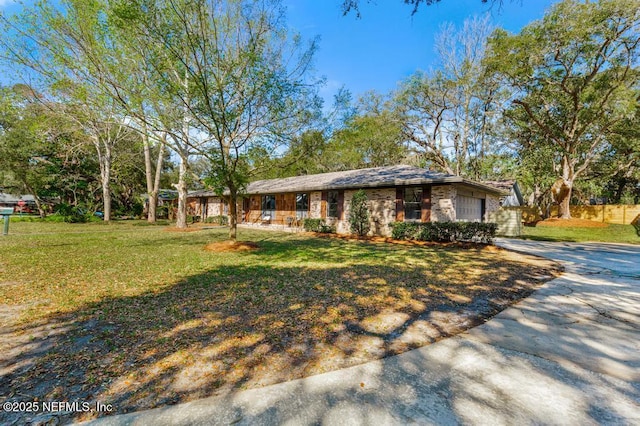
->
xmin=404 ymin=187 xmax=422 ymax=221
xmin=327 ymin=191 xmax=339 ymax=218
xmin=261 ymin=195 xmax=276 ymax=220
xmin=296 ymin=193 xmax=309 ymax=219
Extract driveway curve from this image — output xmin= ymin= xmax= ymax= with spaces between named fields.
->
xmin=86 ymin=239 xmax=640 ymax=426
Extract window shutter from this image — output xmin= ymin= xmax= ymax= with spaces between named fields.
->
xmin=421 ymin=185 xmax=431 ymax=222
xmin=338 ymin=191 xmax=345 ymax=220
xmin=321 ymin=191 xmax=327 ymax=218
xmin=395 ymin=188 xmax=404 ymax=222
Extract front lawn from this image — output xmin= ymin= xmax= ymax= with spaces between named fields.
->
xmin=521 ymin=223 xmax=639 ymax=244
xmin=0 ymin=221 xmax=558 ymax=423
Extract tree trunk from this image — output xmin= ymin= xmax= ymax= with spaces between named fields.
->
xmin=146 ymin=141 xmax=165 ymax=224
xmin=102 ymin=173 xmax=111 ymax=222
xmin=558 ymin=186 xmax=572 ymax=219
xmin=148 ymin=190 xmax=158 ymax=223
xmin=23 ymin=182 xmax=46 ymax=218
xmin=142 ymin=125 xmax=156 ymax=223
xmin=34 ymin=198 xmax=46 ymax=218
xmin=561 ymin=159 xmax=572 ymax=219
xmin=175 ymin=154 xmax=188 ymax=229
xmin=228 ymin=189 xmax=237 ymax=241
xmin=97 ymin=139 xmax=112 ymax=223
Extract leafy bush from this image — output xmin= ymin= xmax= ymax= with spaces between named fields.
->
xmin=391 ymin=221 xmax=497 ymax=244
xmin=390 ymin=222 xmax=420 ymax=240
xmin=303 ymin=218 xmax=323 ymax=232
xmin=204 ymin=215 xmax=228 ymax=225
xmin=349 ymin=189 xmax=370 ymax=236
xmin=53 ymin=204 xmax=93 ymax=223
xmin=319 ymin=224 xmax=336 ymax=234
xmin=303 ymin=218 xmax=335 ymax=233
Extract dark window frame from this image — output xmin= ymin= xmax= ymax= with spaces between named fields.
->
xmin=404 ymin=187 xmax=422 ymax=221
xmin=295 ymin=193 xmax=309 ymax=219
xmin=327 ymin=190 xmax=339 ymax=218
xmin=261 ymin=195 xmax=276 ymax=220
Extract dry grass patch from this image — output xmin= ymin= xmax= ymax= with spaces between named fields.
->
xmin=204 ymin=240 xmax=259 ymax=252
xmin=0 ymin=221 xmax=560 ymax=424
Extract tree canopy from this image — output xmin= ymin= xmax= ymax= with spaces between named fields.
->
xmin=487 ymin=0 xmax=640 ymax=217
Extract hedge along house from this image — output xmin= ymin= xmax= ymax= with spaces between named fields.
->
xmin=188 ymin=165 xmax=507 ymax=237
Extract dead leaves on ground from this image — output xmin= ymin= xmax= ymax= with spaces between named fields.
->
xmin=0 ymin=228 xmax=560 ymax=424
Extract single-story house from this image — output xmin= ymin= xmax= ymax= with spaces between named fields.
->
xmin=188 ymin=165 xmax=507 ymax=237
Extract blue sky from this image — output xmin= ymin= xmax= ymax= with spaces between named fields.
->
xmin=0 ymin=0 xmax=560 ymax=102
xmin=284 ymin=0 xmax=559 ymax=103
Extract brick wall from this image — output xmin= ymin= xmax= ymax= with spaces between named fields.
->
xmin=335 ymin=188 xmax=395 ymax=236
xmin=207 ymin=197 xmax=222 ymax=217
xmin=309 ymin=191 xmax=322 ymax=219
xmin=485 ymin=194 xmax=501 ymax=221
xmin=431 ymin=185 xmax=456 ymax=222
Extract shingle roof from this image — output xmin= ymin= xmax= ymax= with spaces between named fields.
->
xmin=188 ymin=165 xmax=508 ymax=198
xmin=245 ymin=165 xmax=506 ymax=195
xmin=482 ymin=180 xmax=516 ymax=191
xmin=0 ymin=193 xmax=36 ymax=204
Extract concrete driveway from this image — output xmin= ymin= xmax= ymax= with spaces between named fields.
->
xmin=86 ymin=239 xmax=640 ymax=425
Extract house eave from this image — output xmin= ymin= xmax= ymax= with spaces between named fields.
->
xmin=243 ymin=177 xmax=506 ymax=196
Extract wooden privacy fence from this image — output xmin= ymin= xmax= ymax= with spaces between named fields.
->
xmin=511 ymin=205 xmax=640 ymax=225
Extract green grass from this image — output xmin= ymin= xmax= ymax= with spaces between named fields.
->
xmin=521 ymin=223 xmax=639 ymax=244
xmin=0 ymin=220 xmax=557 ymax=423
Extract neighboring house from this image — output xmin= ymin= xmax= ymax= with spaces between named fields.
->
xmin=142 ymin=189 xmax=179 ymax=218
xmin=188 ymin=165 xmax=506 ymax=237
xmin=0 ymin=192 xmax=37 ymax=213
xmin=482 ymin=180 xmax=524 ymax=207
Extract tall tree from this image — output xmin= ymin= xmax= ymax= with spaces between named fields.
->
xmin=487 ymin=0 xmax=640 ymax=218
xmin=114 ymin=0 xmax=322 ymax=239
xmin=0 ymin=85 xmax=100 ymax=216
xmin=328 ymin=91 xmax=408 ymax=170
xmin=0 ymin=0 xmax=137 ymax=222
xmin=397 ymin=16 xmax=502 ymax=177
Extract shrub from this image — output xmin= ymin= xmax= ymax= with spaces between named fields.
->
xmin=349 ymin=189 xmax=370 ymax=236
xmin=303 ymin=218 xmax=323 ymax=232
xmin=391 ymin=221 xmax=497 ymax=244
xmin=390 ymin=222 xmax=420 ymax=240
xmin=319 ymin=223 xmax=336 ymax=234
xmin=53 ymin=203 xmax=93 ymax=223
xmin=204 ymin=215 xmax=228 ymax=225
xmin=303 ymin=218 xmax=335 ymax=233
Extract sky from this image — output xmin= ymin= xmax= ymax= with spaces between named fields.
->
xmin=284 ymin=0 xmax=559 ymax=104
xmin=0 ymin=0 xmax=560 ymax=103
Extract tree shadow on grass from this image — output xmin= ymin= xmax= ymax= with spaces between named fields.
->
xmin=0 ymin=242 xmax=557 ymax=424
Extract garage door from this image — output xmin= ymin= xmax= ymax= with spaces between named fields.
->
xmin=456 ymin=196 xmax=483 ymax=222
